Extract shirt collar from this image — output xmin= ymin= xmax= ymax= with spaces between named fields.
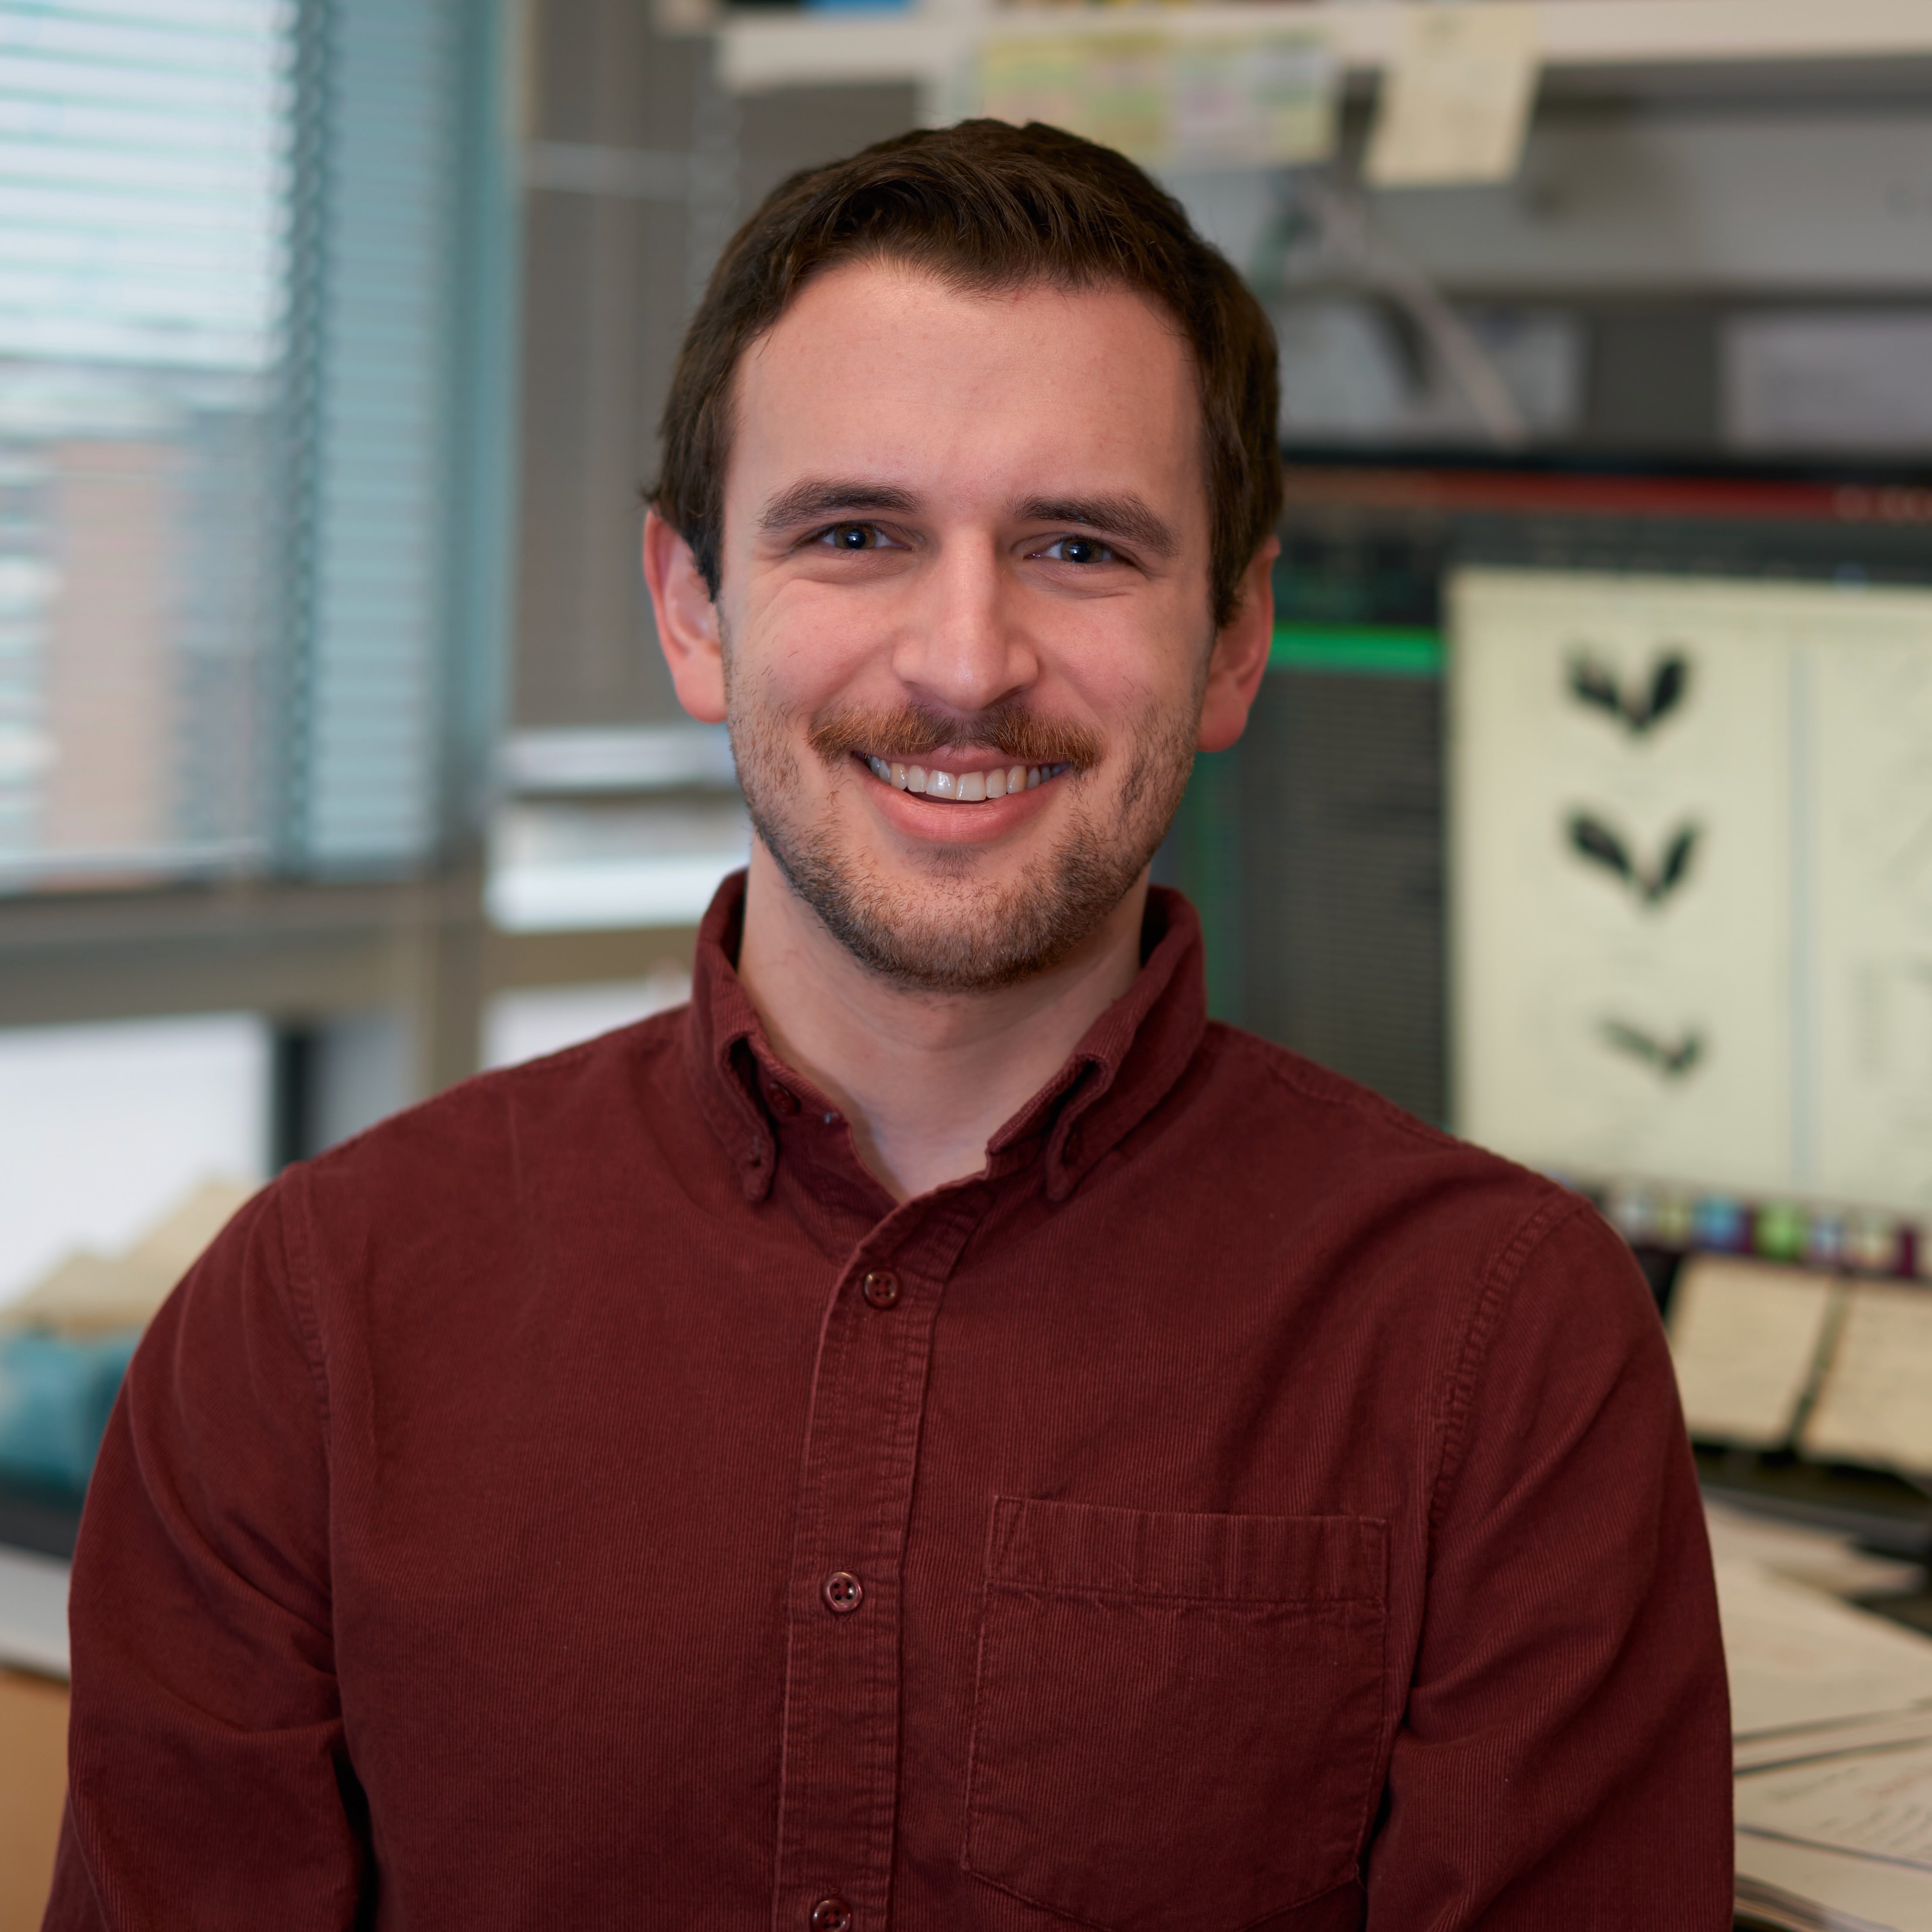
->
xmin=680 ymin=870 xmax=1208 ymax=1205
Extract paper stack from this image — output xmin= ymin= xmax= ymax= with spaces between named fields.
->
xmin=1713 ymin=1504 xmax=1932 ymax=1931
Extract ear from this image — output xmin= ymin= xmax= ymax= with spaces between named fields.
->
xmin=643 ymin=508 xmax=728 ymax=725
xmin=1196 ymin=537 xmax=1277 ymax=754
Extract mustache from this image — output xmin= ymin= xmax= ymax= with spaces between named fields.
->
xmin=807 ymin=701 xmax=1104 ymax=771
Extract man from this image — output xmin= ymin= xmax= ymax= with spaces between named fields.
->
xmin=49 ymin=122 xmax=1730 ymax=1929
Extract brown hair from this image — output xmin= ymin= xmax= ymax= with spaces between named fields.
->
xmin=651 ymin=119 xmax=1280 ymax=627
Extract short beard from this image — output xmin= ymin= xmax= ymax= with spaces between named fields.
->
xmin=728 ymin=684 xmax=1201 ymax=995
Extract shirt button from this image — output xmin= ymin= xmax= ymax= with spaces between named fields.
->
xmin=767 ymin=1085 xmax=799 ymax=1116
xmin=861 ymin=1269 xmax=901 ymax=1310
xmin=822 ymin=1570 xmax=864 ymax=1615
xmin=810 ymin=1898 xmax=853 ymax=1932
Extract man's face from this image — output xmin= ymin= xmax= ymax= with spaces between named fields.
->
xmin=682 ymin=260 xmax=1251 ymax=991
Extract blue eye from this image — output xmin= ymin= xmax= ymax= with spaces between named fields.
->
xmin=1043 ymin=537 xmax=1114 ymax=565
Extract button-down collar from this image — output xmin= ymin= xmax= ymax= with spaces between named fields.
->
xmin=680 ymin=871 xmax=1208 ymax=1208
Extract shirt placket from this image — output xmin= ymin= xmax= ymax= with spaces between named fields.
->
xmin=770 ymin=1192 xmax=988 ymax=1932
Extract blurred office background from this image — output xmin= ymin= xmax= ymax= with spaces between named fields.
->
xmin=6 ymin=2 xmax=1932 ymax=1921
xmin=5 ymin=0 xmax=1932 ymax=1382
xmin=4 ymin=5 xmax=1932 ymax=1362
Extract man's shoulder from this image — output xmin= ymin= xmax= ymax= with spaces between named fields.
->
xmin=294 ymin=1004 xmax=692 ymax=1205
xmin=1187 ymin=1019 xmax=1612 ymax=1290
xmin=1177 ymin=1026 xmax=1659 ymax=1426
xmin=1198 ymin=1018 xmax=1549 ymax=1194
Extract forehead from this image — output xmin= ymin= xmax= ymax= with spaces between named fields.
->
xmin=727 ymin=261 xmax=1206 ymax=523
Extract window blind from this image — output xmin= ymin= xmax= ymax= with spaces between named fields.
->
xmin=0 ymin=0 xmax=514 ymax=892
xmin=0 ymin=0 xmax=287 ymax=887
xmin=287 ymin=0 xmax=476 ymax=871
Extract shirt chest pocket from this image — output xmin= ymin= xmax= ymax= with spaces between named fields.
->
xmin=962 ymin=1498 xmax=1389 ymax=1932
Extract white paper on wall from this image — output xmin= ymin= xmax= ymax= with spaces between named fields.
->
xmin=1451 ymin=567 xmax=1792 ymax=1192
xmin=977 ymin=31 xmax=1334 ymax=172
xmin=1364 ymin=3 xmax=1539 ymax=189
xmin=1813 ymin=617 xmax=1932 ymax=1214
xmin=1452 ymin=568 xmax=1932 ymax=1215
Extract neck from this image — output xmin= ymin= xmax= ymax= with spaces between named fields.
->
xmin=734 ymin=842 xmax=1148 ymax=1201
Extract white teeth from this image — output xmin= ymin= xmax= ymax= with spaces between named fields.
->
xmin=875 ymin=755 xmax=1063 ymax=801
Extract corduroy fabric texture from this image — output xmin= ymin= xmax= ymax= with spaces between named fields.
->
xmin=46 ymin=876 xmax=1731 ymax=1932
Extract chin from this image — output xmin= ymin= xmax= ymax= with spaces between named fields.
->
xmin=759 ymin=813 xmax=1143 ymax=994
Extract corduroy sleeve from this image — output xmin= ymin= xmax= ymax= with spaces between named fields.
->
xmin=1364 ymin=1199 xmax=1733 ymax=1932
xmin=43 ymin=1180 xmax=364 ymax=1932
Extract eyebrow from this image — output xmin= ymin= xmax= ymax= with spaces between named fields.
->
xmin=1015 ymin=493 xmax=1177 ymax=558
xmin=755 ymin=478 xmax=1180 ymax=559
xmin=758 ymin=478 xmax=921 ymax=534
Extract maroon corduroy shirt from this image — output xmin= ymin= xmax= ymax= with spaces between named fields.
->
xmin=48 ymin=878 xmax=1731 ymax=1932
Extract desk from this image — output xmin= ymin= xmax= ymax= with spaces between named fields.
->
xmin=0 ymin=1543 xmax=68 ymax=1932
xmin=0 ymin=1668 xmax=65 ymax=1932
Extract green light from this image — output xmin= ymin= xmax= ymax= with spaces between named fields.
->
xmin=1269 ymin=624 xmax=1443 ymax=678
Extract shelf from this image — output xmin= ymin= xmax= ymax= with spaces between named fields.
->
xmin=716 ymin=0 xmax=1932 ymax=102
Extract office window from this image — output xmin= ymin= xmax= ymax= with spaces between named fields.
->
xmin=0 ymin=0 xmax=288 ymax=887
xmin=0 ymin=0 xmax=515 ymax=893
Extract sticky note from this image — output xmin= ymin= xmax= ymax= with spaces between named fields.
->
xmin=1365 ymin=3 xmax=1540 ymax=189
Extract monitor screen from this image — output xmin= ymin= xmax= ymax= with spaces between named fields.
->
xmin=1452 ymin=564 xmax=1932 ymax=1218
xmin=1168 ymin=452 xmax=1932 ymax=1269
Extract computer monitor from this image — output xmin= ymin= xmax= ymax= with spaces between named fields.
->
xmin=1164 ymin=451 xmax=1932 ymax=1278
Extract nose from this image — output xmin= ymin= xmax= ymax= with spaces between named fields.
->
xmin=888 ymin=530 xmax=1039 ymax=720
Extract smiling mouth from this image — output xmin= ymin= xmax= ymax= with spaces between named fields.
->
xmin=859 ymin=754 xmax=1072 ymax=802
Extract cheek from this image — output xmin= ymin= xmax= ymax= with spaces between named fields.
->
xmin=742 ymin=580 xmax=890 ymax=711
xmin=1051 ymin=607 xmax=1205 ymax=735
